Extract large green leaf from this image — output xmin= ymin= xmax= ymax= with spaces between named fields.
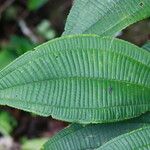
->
xmin=97 ymin=125 xmax=150 ymax=150
xmin=0 ymin=35 xmax=149 ymax=123
xmin=43 ymin=113 xmax=150 ymax=150
xmin=63 ymin=0 xmax=150 ymax=36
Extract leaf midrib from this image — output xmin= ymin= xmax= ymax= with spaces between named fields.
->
xmin=0 ymin=97 xmax=150 ymax=111
xmin=0 ymin=76 xmax=149 ymax=92
xmin=0 ymin=36 xmax=150 ymax=81
xmin=0 ymin=48 xmax=149 ymax=90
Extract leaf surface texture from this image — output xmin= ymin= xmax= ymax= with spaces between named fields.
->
xmin=97 ymin=125 xmax=150 ymax=150
xmin=43 ymin=114 xmax=150 ymax=150
xmin=0 ymin=35 xmax=149 ymax=123
xmin=63 ymin=0 xmax=150 ymax=36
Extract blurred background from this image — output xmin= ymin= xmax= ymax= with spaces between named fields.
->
xmin=0 ymin=0 xmax=150 ymax=150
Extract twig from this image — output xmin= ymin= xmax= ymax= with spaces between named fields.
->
xmin=18 ymin=19 xmax=39 ymax=43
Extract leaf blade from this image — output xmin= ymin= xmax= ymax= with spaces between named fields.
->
xmin=63 ymin=0 xmax=150 ymax=36
xmin=97 ymin=125 xmax=150 ymax=150
xmin=43 ymin=114 xmax=150 ymax=150
xmin=0 ymin=35 xmax=149 ymax=123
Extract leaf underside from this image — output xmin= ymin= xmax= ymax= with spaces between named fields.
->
xmin=63 ymin=0 xmax=150 ymax=36
xmin=0 ymin=35 xmax=149 ymax=123
xmin=43 ymin=113 xmax=150 ymax=150
xmin=97 ymin=125 xmax=150 ymax=150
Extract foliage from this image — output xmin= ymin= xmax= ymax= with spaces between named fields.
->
xmin=8 ymin=35 xmax=35 ymax=56
xmin=143 ymin=41 xmax=150 ymax=52
xmin=0 ymin=111 xmax=17 ymax=136
xmin=43 ymin=113 xmax=150 ymax=149
xmin=0 ymin=35 xmax=35 ymax=70
xmin=63 ymin=0 xmax=150 ymax=36
xmin=0 ymin=0 xmax=150 ymax=149
xmin=97 ymin=125 xmax=150 ymax=150
xmin=0 ymin=35 xmax=149 ymax=124
xmin=22 ymin=138 xmax=48 ymax=150
xmin=0 ymin=50 xmax=14 ymax=71
xmin=27 ymin=0 xmax=48 ymax=11
xmin=36 ymin=20 xmax=56 ymax=40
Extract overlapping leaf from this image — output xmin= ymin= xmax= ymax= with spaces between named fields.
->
xmin=97 ymin=125 xmax=150 ymax=150
xmin=0 ymin=35 xmax=149 ymax=123
xmin=63 ymin=0 xmax=150 ymax=36
xmin=43 ymin=113 xmax=150 ymax=150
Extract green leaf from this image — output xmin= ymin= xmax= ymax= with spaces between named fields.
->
xmin=142 ymin=41 xmax=150 ymax=52
xmin=9 ymin=35 xmax=35 ymax=56
xmin=63 ymin=0 xmax=150 ymax=36
xmin=0 ymin=35 xmax=149 ymax=123
xmin=0 ymin=111 xmax=17 ymax=135
xmin=43 ymin=114 xmax=150 ymax=150
xmin=0 ymin=50 xmax=15 ymax=70
xmin=22 ymin=138 xmax=48 ymax=150
xmin=36 ymin=20 xmax=56 ymax=40
xmin=0 ymin=36 xmax=35 ymax=70
xmin=27 ymin=0 xmax=48 ymax=11
xmin=97 ymin=125 xmax=150 ymax=150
